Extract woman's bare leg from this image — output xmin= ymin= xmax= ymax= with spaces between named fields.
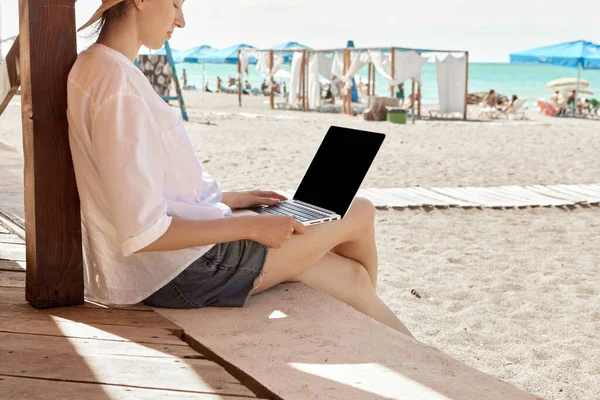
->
xmin=330 ymin=211 xmax=378 ymax=288
xmin=251 ymin=198 xmax=377 ymax=294
xmin=292 ymin=252 xmax=413 ymax=336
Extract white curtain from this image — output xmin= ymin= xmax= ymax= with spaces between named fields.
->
xmin=288 ymin=52 xmax=303 ymax=106
xmin=436 ymin=54 xmax=467 ymax=114
xmin=394 ymin=50 xmax=429 ymax=85
xmin=256 ymin=52 xmax=284 ymax=87
xmin=331 ymin=52 xmax=344 ymax=78
xmin=342 ymin=52 xmax=370 ymax=94
xmin=308 ymin=53 xmax=322 ymax=109
xmin=318 ymin=54 xmax=334 ymax=82
xmin=368 ymin=50 xmax=394 ymax=82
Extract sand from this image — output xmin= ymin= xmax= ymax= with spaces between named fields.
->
xmin=1 ymin=91 xmax=598 ymax=399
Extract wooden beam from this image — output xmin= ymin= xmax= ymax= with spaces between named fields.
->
xmin=0 ymin=38 xmax=21 ymax=117
xmin=464 ymin=51 xmax=469 ymax=120
xmin=237 ymin=49 xmax=242 ymax=107
xmin=418 ymin=83 xmax=422 ymax=117
xmin=390 ymin=48 xmax=395 ymax=98
xmin=19 ymin=0 xmax=83 ymax=308
xmin=269 ymin=50 xmax=274 ymax=109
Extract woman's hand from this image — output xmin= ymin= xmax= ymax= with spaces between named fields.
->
xmin=222 ymin=190 xmax=288 ymax=210
xmin=245 ymin=215 xmax=306 ymax=248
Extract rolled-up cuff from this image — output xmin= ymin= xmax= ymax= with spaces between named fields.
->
xmin=120 ymin=214 xmax=172 ymax=257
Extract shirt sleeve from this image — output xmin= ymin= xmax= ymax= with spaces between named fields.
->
xmin=91 ymin=94 xmax=172 ymax=257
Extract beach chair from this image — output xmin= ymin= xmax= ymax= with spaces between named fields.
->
xmin=477 ymin=106 xmax=499 ymax=119
xmin=498 ymin=98 xmax=528 ymax=120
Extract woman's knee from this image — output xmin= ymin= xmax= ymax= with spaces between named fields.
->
xmin=346 ymin=197 xmax=376 ymax=230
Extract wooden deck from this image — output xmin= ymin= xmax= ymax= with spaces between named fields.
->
xmin=0 ymin=229 xmax=266 ymax=399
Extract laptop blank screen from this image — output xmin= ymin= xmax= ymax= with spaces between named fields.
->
xmin=294 ymin=126 xmax=385 ymax=217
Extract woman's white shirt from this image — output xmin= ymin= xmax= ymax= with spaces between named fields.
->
xmin=67 ymin=44 xmax=231 ymax=305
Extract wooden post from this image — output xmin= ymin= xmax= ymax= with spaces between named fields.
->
xmin=305 ymin=51 xmax=310 ymax=111
xmin=238 ymin=49 xmax=242 ymax=107
xmin=418 ymin=83 xmax=422 ymax=117
xmin=373 ymin=63 xmax=376 ymax=96
xmin=269 ymin=50 xmax=274 ymax=109
xmin=464 ymin=51 xmax=469 ymax=120
xmin=344 ymin=49 xmax=350 ymax=115
xmin=411 ymin=79 xmax=416 ymax=124
xmin=19 ymin=0 xmax=83 ymax=308
xmin=390 ymin=48 xmax=395 ymax=98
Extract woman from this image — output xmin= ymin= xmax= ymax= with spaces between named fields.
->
xmin=480 ymin=89 xmax=497 ymax=109
xmin=69 ymin=0 xmax=412 ymax=337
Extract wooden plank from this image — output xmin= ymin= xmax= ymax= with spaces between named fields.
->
xmin=0 ymin=271 xmax=24 ymax=288
xmin=0 ymin=376 xmax=252 ymax=400
xmin=376 ymin=188 xmax=424 ymax=207
xmin=477 ymin=187 xmax=531 ymax=207
xmin=0 ymin=332 xmax=198 ymax=359
xmin=0 ymin=38 xmax=20 ymax=117
xmin=0 ymin=242 xmax=25 ymax=261
xmin=387 ymin=188 xmax=437 ymax=207
xmin=0 ymin=260 xmax=26 ymax=272
xmin=356 ymin=189 xmax=392 ymax=207
xmin=20 ymin=0 xmax=84 ymax=308
xmin=410 ymin=187 xmax=477 ymax=207
xmin=494 ymin=186 xmax=568 ymax=207
xmin=0 ymin=303 xmax=184 ymax=334
xmin=156 ymin=283 xmax=540 ymax=400
xmin=0 ymin=234 xmax=25 ymax=245
xmin=544 ymin=185 xmax=591 ymax=203
xmin=555 ymin=184 xmax=600 ymax=203
xmin=0 ymin=317 xmax=188 ymax=346
xmin=0 ymin=335 xmax=254 ymax=397
xmin=430 ymin=187 xmax=485 ymax=207
xmin=526 ymin=185 xmax=586 ymax=204
xmin=0 ymin=226 xmax=8 ymax=235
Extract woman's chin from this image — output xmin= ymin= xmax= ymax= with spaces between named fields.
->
xmin=144 ymin=41 xmax=167 ymax=51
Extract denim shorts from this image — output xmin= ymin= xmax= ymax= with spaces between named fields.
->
xmin=143 ymin=240 xmax=268 ymax=308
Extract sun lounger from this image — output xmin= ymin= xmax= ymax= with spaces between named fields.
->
xmin=477 ymin=106 xmax=499 ymax=119
xmin=498 ymin=98 xmax=528 ymax=120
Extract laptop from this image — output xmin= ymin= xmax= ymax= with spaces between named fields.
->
xmin=240 ymin=126 xmax=385 ymax=226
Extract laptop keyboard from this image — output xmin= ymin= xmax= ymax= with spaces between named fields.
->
xmin=250 ymin=201 xmax=331 ymax=222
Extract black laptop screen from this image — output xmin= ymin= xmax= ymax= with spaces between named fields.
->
xmin=293 ymin=126 xmax=385 ymax=217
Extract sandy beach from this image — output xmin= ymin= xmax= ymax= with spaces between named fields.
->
xmin=1 ymin=91 xmax=598 ymax=399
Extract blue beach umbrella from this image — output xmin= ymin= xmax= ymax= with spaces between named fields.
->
xmin=510 ymin=40 xmax=600 ymax=113
xmin=151 ymin=45 xmax=204 ymax=63
xmin=271 ymin=41 xmax=312 ymax=63
xmin=190 ymin=43 xmax=258 ymax=65
xmin=178 ymin=45 xmax=213 ymax=63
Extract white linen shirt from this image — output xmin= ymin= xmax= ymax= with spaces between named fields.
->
xmin=67 ymin=44 xmax=231 ymax=305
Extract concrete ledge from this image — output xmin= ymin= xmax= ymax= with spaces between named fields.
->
xmin=155 ymin=283 xmax=541 ymax=400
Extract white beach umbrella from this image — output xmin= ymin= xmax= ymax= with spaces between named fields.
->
xmin=545 ymin=77 xmax=591 ymax=91
xmin=273 ymin=69 xmax=291 ymax=79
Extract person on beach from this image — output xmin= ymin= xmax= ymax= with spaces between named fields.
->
xmin=68 ymin=0 xmax=413 ymax=337
xmin=181 ymin=68 xmax=187 ymax=87
xmin=480 ymin=89 xmax=498 ymax=109
xmin=501 ymin=94 xmax=518 ymax=112
xmin=396 ymin=82 xmax=405 ymax=108
xmin=216 ymin=76 xmax=222 ymax=92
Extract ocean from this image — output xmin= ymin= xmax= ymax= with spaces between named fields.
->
xmin=177 ymin=62 xmax=600 ymax=106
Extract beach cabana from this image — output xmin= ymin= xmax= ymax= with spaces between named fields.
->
xmin=239 ymin=45 xmax=470 ymax=120
xmin=510 ymin=40 xmax=600 ymax=114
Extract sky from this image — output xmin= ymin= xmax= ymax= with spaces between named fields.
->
xmin=1 ymin=0 xmax=598 ymax=62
